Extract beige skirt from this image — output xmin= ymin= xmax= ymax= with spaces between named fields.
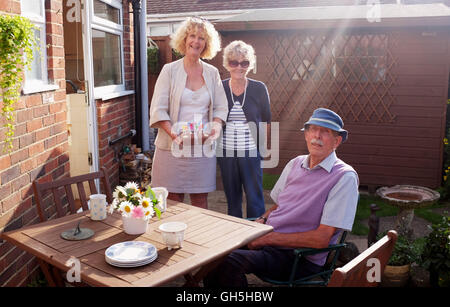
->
xmin=150 ymin=148 xmax=216 ymax=193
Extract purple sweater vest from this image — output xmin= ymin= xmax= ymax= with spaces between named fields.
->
xmin=266 ymin=155 xmax=355 ymax=265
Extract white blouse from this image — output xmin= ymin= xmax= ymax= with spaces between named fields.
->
xmin=177 ymin=85 xmax=210 ymax=135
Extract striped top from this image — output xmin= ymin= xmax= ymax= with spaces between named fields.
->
xmin=221 ymin=99 xmax=257 ymax=151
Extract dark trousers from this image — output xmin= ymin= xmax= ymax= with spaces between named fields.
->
xmin=203 ymin=246 xmax=323 ymax=287
xmin=217 ymin=153 xmax=265 ymax=218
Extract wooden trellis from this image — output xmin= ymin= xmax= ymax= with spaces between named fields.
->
xmin=262 ymin=31 xmax=397 ymax=123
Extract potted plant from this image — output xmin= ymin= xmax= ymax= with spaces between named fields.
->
xmin=420 ymin=214 xmax=450 ymax=287
xmin=379 ymin=231 xmax=418 ymax=287
xmin=110 ymin=182 xmax=162 ymax=235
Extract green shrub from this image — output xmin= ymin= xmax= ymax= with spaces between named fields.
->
xmin=147 ymin=45 xmax=160 ymax=74
xmin=420 ymin=214 xmax=450 ymax=287
xmin=0 ymin=15 xmax=37 ymax=151
xmin=438 ymin=100 xmax=450 ymax=200
xmin=377 ymin=231 xmax=419 ymax=266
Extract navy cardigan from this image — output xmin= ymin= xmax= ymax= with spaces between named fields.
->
xmin=221 ymin=78 xmax=271 ymax=153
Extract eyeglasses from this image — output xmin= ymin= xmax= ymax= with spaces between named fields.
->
xmin=228 ymin=60 xmax=250 ymax=68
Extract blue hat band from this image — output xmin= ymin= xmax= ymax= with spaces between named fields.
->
xmin=302 ymin=108 xmax=348 ymax=142
xmin=308 ymin=117 xmax=342 ymax=131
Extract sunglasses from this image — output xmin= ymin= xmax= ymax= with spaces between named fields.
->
xmin=228 ymin=60 xmax=250 ymax=68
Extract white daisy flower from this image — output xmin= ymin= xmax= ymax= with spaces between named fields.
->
xmin=143 ymin=206 xmax=155 ymax=220
xmin=111 ymin=198 xmax=120 ymax=210
xmin=119 ymin=201 xmax=133 ymax=217
xmin=140 ymin=197 xmax=152 ymax=209
xmin=113 ymin=186 xmax=127 ymax=200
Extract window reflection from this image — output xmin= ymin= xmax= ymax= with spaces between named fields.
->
xmin=93 ymin=0 xmax=120 ymax=24
xmin=92 ymin=29 xmax=122 ymax=87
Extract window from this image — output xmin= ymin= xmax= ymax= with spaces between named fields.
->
xmin=149 ymin=25 xmax=170 ymax=36
xmin=91 ymin=0 xmax=125 ymax=97
xmin=148 ymin=22 xmax=182 ymax=36
xmin=21 ymin=0 xmax=54 ymax=93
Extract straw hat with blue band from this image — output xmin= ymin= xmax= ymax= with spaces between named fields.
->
xmin=301 ymin=108 xmax=348 ymax=142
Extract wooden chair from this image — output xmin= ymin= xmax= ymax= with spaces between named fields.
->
xmin=32 ymin=167 xmax=113 ymax=286
xmin=256 ymin=231 xmax=348 ymax=287
xmin=327 ymin=230 xmax=398 ymax=287
xmin=33 ymin=167 xmax=113 ymax=222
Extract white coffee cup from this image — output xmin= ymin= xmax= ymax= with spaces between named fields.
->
xmin=159 ymin=222 xmax=187 ymax=250
xmin=152 ymin=187 xmax=168 ymax=212
xmin=89 ymin=194 xmax=107 ymax=220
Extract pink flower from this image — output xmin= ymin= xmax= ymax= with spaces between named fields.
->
xmin=131 ymin=206 xmax=145 ymax=219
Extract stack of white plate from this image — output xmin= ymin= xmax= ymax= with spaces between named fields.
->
xmin=105 ymin=241 xmax=158 ymax=268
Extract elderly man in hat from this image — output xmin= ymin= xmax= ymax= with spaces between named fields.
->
xmin=204 ymin=108 xmax=359 ymax=287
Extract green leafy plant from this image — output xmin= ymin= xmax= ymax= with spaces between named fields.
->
xmin=172 ymin=48 xmax=183 ymax=61
xmin=389 ymin=234 xmax=418 ymax=266
xmin=0 ymin=14 xmax=37 ymax=151
xmin=438 ymin=99 xmax=450 ymax=199
xmin=147 ymin=40 xmax=160 ymax=74
xmin=420 ymin=213 xmax=450 ymax=287
xmin=378 ymin=231 xmax=418 ymax=266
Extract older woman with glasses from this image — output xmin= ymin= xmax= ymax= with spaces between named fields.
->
xmin=218 ymin=40 xmax=271 ymax=218
xmin=149 ymin=17 xmax=228 ymax=209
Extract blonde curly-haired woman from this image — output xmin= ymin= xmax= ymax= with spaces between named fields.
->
xmin=150 ymin=17 xmax=228 ymax=209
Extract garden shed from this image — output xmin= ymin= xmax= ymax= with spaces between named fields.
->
xmin=211 ymin=3 xmax=450 ymax=191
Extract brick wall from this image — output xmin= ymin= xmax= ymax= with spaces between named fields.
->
xmin=0 ymin=0 xmax=69 ymax=286
xmin=97 ymin=1 xmax=136 ymax=188
xmin=97 ymin=95 xmax=136 ymax=188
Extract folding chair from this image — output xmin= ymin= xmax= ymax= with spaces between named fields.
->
xmin=256 ymin=230 xmax=348 ymax=287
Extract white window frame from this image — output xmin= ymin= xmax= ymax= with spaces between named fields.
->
xmin=148 ymin=23 xmax=171 ymax=36
xmin=90 ymin=0 xmax=125 ymax=98
xmin=147 ymin=22 xmax=182 ymax=37
xmin=21 ymin=0 xmax=57 ymax=94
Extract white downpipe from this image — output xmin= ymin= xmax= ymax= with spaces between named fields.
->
xmin=140 ymin=0 xmax=150 ymax=152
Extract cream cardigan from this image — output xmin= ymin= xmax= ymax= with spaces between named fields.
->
xmin=149 ymin=58 xmax=228 ymax=150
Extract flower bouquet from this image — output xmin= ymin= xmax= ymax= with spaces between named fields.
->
xmin=110 ymin=182 xmax=162 ymax=234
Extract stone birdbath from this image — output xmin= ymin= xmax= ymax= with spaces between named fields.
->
xmin=376 ymin=185 xmax=440 ymax=239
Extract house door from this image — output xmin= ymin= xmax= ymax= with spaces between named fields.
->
xmin=63 ymin=0 xmax=99 ymax=179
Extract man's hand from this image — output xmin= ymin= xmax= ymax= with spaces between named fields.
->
xmin=247 ymin=237 xmax=263 ymax=250
xmin=254 ymin=217 xmax=265 ymax=224
xmin=247 ymin=233 xmax=273 ymax=250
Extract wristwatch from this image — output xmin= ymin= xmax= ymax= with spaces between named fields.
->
xmin=258 ymin=216 xmax=267 ymax=223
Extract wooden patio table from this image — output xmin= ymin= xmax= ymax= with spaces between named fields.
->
xmin=1 ymin=200 xmax=273 ymax=287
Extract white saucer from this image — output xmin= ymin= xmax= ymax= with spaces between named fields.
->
xmin=105 ymin=241 xmax=157 ymax=265
xmin=105 ymin=254 xmax=157 ymax=268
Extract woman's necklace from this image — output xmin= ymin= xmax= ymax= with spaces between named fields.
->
xmin=229 ymin=78 xmax=247 ymax=108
